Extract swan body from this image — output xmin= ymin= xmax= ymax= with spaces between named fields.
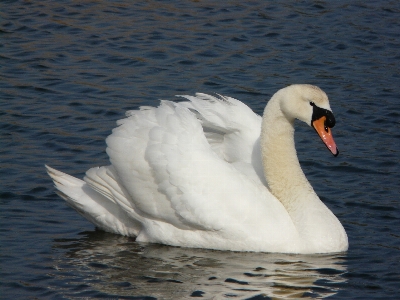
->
xmin=47 ymin=84 xmax=348 ymax=253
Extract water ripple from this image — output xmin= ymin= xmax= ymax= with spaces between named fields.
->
xmin=1 ymin=0 xmax=400 ymax=299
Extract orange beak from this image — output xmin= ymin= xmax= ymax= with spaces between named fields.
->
xmin=312 ymin=116 xmax=339 ymax=156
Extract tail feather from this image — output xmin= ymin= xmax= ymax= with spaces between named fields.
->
xmin=84 ymin=166 xmax=143 ymax=224
xmin=45 ymin=165 xmax=141 ymax=236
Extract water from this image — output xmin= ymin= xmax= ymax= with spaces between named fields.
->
xmin=1 ymin=1 xmax=399 ymax=299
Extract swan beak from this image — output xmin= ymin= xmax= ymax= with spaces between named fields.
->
xmin=312 ymin=116 xmax=339 ymax=156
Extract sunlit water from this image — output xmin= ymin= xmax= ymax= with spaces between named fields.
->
xmin=1 ymin=1 xmax=400 ymax=299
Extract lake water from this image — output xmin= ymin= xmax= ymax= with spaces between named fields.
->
xmin=1 ymin=1 xmax=400 ymax=299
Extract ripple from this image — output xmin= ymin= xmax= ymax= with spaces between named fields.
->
xmin=1 ymin=0 xmax=400 ymax=299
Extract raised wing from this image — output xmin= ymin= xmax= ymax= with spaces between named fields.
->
xmin=180 ymin=93 xmax=266 ymax=185
xmin=106 ymin=100 xmax=278 ymax=232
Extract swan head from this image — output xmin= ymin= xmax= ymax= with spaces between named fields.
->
xmin=280 ymin=84 xmax=339 ymax=156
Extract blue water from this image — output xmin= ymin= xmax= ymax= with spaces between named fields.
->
xmin=1 ymin=1 xmax=400 ymax=299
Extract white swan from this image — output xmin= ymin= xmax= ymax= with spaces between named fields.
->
xmin=46 ymin=84 xmax=348 ymax=253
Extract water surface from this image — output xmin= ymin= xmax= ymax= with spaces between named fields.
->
xmin=1 ymin=1 xmax=400 ymax=299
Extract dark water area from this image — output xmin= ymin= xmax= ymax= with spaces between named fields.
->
xmin=1 ymin=1 xmax=400 ymax=299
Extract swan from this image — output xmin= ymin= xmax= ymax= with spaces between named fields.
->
xmin=46 ymin=84 xmax=348 ymax=253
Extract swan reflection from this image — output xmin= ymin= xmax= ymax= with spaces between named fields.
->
xmin=53 ymin=231 xmax=347 ymax=299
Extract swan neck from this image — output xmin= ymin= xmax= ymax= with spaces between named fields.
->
xmin=261 ymin=94 xmax=314 ymax=212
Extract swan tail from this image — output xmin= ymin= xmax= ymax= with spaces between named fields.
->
xmin=45 ymin=165 xmax=141 ymax=236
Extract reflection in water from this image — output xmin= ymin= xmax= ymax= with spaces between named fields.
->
xmin=53 ymin=231 xmax=347 ymax=299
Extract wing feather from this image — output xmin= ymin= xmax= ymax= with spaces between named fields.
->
xmin=106 ymin=100 xmax=283 ymax=233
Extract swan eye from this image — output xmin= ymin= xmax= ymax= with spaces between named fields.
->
xmin=309 ymin=101 xmax=315 ymax=106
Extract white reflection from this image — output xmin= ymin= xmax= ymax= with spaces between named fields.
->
xmin=53 ymin=231 xmax=347 ymax=299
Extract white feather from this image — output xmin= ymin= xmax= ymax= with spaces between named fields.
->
xmin=47 ymin=85 xmax=348 ymax=253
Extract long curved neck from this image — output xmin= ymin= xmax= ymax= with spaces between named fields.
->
xmin=259 ymin=87 xmax=348 ymax=252
xmin=260 ymin=93 xmax=316 ymax=213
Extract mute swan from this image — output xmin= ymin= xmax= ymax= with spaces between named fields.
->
xmin=46 ymin=84 xmax=348 ymax=253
